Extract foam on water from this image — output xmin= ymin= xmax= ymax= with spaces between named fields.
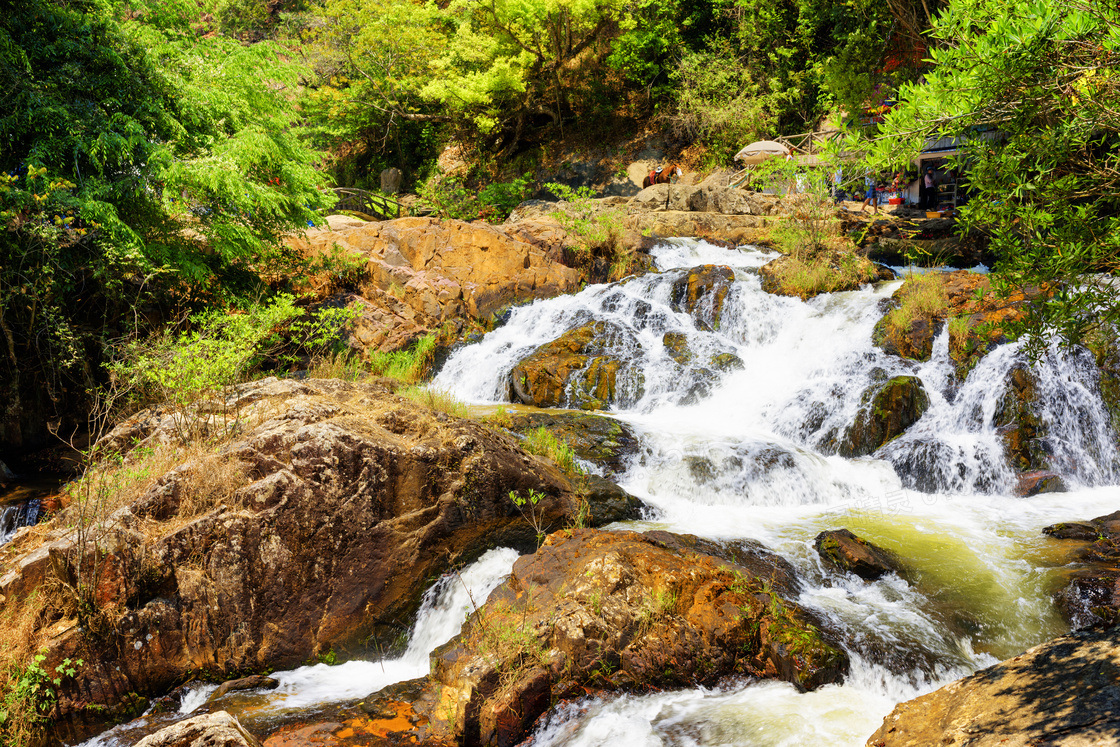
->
xmin=431 ymin=238 xmax=1120 ymax=746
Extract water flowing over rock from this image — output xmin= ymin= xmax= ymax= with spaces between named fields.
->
xmin=866 ymin=624 xmax=1120 ymax=747
xmin=0 ymin=378 xmax=638 ymax=736
xmin=509 ymin=321 xmax=643 ymax=410
xmin=669 ymin=264 xmax=735 ymax=331
xmin=838 ymin=375 xmax=930 ymax=458
xmin=306 ymin=528 xmax=846 ymax=747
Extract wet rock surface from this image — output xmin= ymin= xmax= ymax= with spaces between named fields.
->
xmin=1043 ymin=510 xmax=1120 ymax=629
xmin=866 ymin=624 xmax=1120 ymax=747
xmin=669 ymin=264 xmax=735 ymax=331
xmin=498 ymin=409 xmax=640 ymax=475
xmin=420 ymin=528 xmax=847 ymax=747
xmin=0 ymin=378 xmax=631 ymax=736
xmin=508 ymin=321 xmax=642 ymax=410
xmin=838 ymin=375 xmax=930 ymax=458
xmin=814 ymin=529 xmax=902 ymax=581
xmin=273 ymin=528 xmax=848 ymax=747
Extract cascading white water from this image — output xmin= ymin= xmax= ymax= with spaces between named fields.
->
xmin=431 ymin=238 xmax=1120 ymax=745
xmin=79 ymin=547 xmax=520 ymax=746
xmin=0 ymin=498 xmax=40 ymax=545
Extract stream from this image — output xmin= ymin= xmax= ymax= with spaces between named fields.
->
xmin=83 ymin=239 xmax=1120 ymax=746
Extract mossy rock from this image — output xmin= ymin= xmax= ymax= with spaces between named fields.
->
xmin=669 ymin=265 xmax=735 ymax=331
xmin=663 ymin=331 xmax=693 ymax=364
xmin=814 ymin=529 xmax=902 ymax=581
xmin=509 ymin=322 xmax=643 ymax=410
xmin=500 ymin=409 xmax=641 ymax=475
xmin=838 ymin=375 xmax=930 ymax=457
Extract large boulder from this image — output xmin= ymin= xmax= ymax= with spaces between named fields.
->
xmin=426 ymin=528 xmax=846 ymax=746
xmin=135 ymin=712 xmax=261 ymax=747
xmin=838 ymin=376 xmax=930 ymax=458
xmin=669 ymin=264 xmax=736 ymax=331
xmin=0 ymin=378 xmax=634 ymax=737
xmin=866 ymin=624 xmax=1120 ymax=747
xmin=498 ymin=409 xmax=640 ymax=475
xmin=286 ymin=217 xmax=583 ymax=355
xmin=509 ymin=322 xmax=643 ymax=410
xmin=273 ymin=528 xmax=847 ymax=747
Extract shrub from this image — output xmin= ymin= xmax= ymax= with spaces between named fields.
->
xmin=418 ymin=172 xmax=533 ymax=223
xmin=544 ymin=182 xmax=633 ymax=281
xmin=113 ymin=295 xmax=358 ymax=439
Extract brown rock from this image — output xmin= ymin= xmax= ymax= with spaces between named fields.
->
xmin=135 ymin=712 xmax=261 ymax=747
xmin=286 ymin=217 xmax=583 ymax=356
xmin=670 ymin=265 xmax=735 ymax=331
xmin=814 ymin=529 xmax=901 ymax=581
xmin=2 ymin=378 xmax=633 ymax=735
xmin=212 ymin=674 xmax=280 ymax=700
xmin=419 ymin=528 xmax=847 ymax=747
xmin=866 ymin=624 xmax=1120 ymax=747
xmin=1043 ymin=510 xmax=1120 ymax=628
xmin=508 ymin=322 xmax=641 ymax=410
xmin=1015 ymin=470 xmax=1067 ymax=497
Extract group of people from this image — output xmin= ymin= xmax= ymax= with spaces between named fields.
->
xmin=847 ymin=166 xmax=950 ymax=214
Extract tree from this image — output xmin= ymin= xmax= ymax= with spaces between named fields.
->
xmin=421 ymin=0 xmax=629 ymax=150
xmin=0 ymin=0 xmax=332 ymax=448
xmin=867 ymin=0 xmax=1120 ymax=347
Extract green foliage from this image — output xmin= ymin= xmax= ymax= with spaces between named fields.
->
xmin=866 ymin=0 xmax=1120 ymax=349
xmin=509 ymin=488 xmax=550 ymax=547
xmin=670 ymin=38 xmax=773 ymax=164
xmin=520 ymin=427 xmax=585 ymax=478
xmin=368 ymin=334 xmax=437 ymax=383
xmin=418 ymin=173 xmax=533 ymax=222
xmin=0 ymin=0 xmax=332 ymax=445
xmin=113 ymin=295 xmax=357 ymax=436
xmin=0 ymin=652 xmax=83 ymax=747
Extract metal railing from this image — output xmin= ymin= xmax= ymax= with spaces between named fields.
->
xmin=331 ymin=187 xmax=404 ymax=221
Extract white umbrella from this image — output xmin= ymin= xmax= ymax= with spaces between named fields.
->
xmin=734 ymin=140 xmax=790 ymax=164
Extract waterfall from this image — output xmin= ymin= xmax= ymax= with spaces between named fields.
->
xmin=430 ymin=238 xmax=1120 ymax=745
xmin=80 ymin=239 xmax=1120 ymax=747
xmin=0 ymin=498 xmax=41 ymax=545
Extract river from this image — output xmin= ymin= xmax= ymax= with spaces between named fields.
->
xmin=83 ymin=239 xmax=1120 ymax=746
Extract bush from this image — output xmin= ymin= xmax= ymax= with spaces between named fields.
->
xmin=367 ymin=334 xmax=437 ymax=383
xmin=544 ymin=183 xmax=634 ymax=281
xmin=113 ymin=295 xmax=358 ymax=438
xmin=670 ymin=39 xmax=773 ymax=165
xmin=418 ymin=173 xmax=533 ymax=223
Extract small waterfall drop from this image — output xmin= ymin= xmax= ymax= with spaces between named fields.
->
xmin=79 ymin=548 xmax=520 ymax=746
xmin=430 ymin=238 xmax=1120 ymax=745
